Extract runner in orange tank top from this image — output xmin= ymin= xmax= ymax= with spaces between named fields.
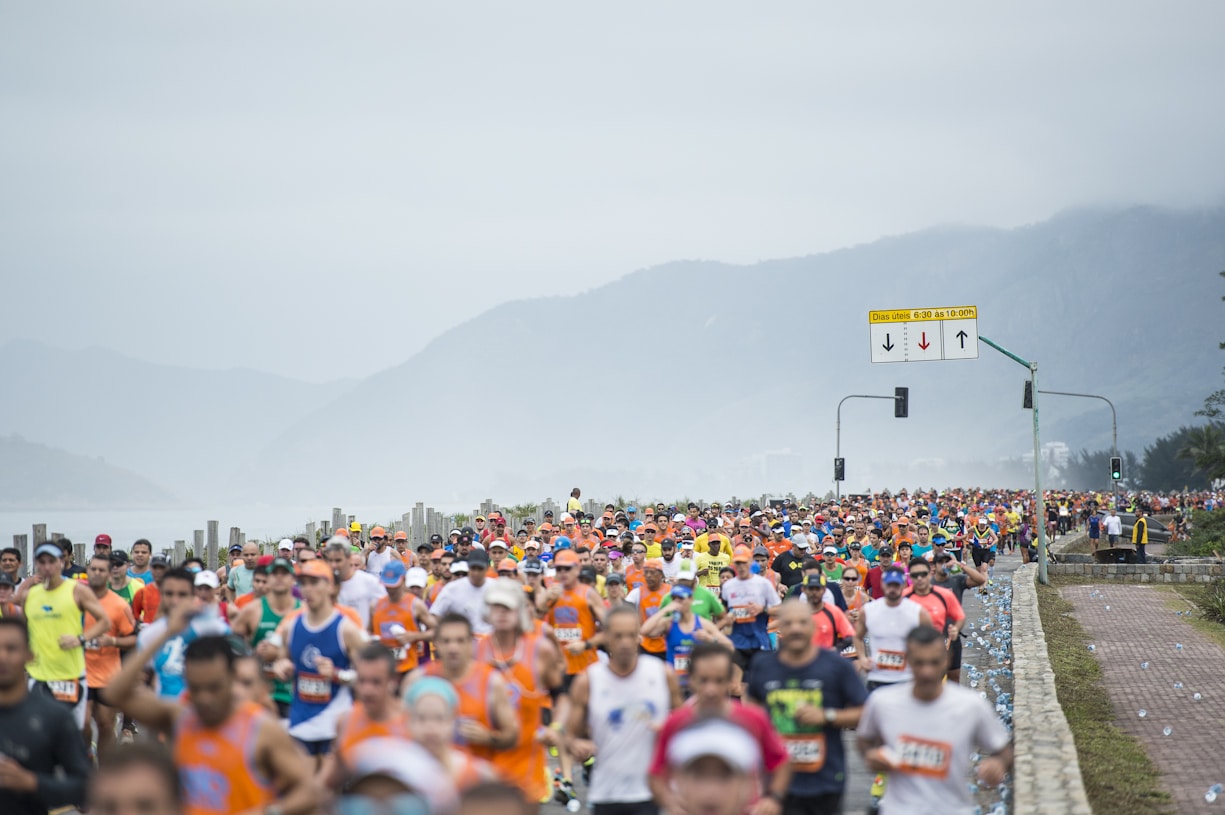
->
xmin=626 ymin=560 xmax=670 ymax=656
xmin=405 ymin=612 xmax=519 ymax=764
xmin=369 ymin=561 xmax=435 ymax=679
xmin=108 ymin=619 xmax=316 ymax=815
xmin=405 ymin=675 xmax=499 ymax=790
xmin=324 ymin=643 xmax=413 ymax=791
xmin=477 ymin=578 xmax=566 ymax=803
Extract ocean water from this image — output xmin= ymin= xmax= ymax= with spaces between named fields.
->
xmin=0 ymin=503 xmax=465 ymax=551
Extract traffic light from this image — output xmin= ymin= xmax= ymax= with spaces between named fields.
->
xmin=894 ymin=387 xmax=908 ymax=418
xmin=834 ymin=457 xmax=845 ymax=481
xmin=1110 ymin=456 xmax=1123 ymax=481
xmin=1023 ymin=380 xmax=1033 ymax=409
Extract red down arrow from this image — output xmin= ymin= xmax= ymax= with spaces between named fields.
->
xmin=918 ymin=331 xmax=930 ymax=350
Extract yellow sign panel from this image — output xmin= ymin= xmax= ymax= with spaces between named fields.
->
xmin=868 ymin=306 xmax=977 ymax=324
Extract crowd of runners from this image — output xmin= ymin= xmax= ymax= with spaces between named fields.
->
xmin=0 ymin=487 xmax=1214 ymax=815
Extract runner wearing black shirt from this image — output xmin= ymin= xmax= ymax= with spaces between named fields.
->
xmin=0 ymin=617 xmax=91 ymax=815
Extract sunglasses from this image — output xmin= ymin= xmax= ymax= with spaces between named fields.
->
xmin=370 ymin=537 xmax=386 ymax=541
xmin=909 ymin=571 xmax=930 ymax=578
xmin=554 ymin=566 xmax=575 ymax=572
xmin=841 ymin=575 xmax=859 ymax=581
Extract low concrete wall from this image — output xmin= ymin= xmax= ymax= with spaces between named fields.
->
xmin=1048 ymin=562 xmax=1224 ymax=583
xmin=1012 ymin=562 xmax=1093 ymax=815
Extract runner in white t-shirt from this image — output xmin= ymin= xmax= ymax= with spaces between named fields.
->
xmin=857 ymin=625 xmax=1012 ymax=815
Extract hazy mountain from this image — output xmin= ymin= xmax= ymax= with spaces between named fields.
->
xmin=0 ymin=342 xmax=353 ymax=503
xmin=0 ymin=435 xmax=176 ymax=509
xmin=244 ymin=204 xmax=1225 ymax=504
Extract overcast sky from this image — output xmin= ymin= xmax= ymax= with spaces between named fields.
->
xmin=3 ymin=2 xmax=1223 ymax=382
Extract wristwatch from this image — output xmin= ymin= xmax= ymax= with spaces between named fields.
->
xmin=824 ymin=708 xmax=838 ymax=724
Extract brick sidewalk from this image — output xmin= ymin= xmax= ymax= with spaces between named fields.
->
xmin=1062 ymin=584 xmax=1225 ymax=815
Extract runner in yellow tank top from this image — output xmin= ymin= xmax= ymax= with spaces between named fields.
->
xmin=16 ymin=542 xmax=110 ymax=728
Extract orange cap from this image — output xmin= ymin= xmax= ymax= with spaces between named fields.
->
xmin=554 ymin=550 xmax=581 ymax=567
xmin=732 ymin=545 xmax=753 ymax=563
xmin=299 ymin=560 xmax=336 ymax=583
xmin=370 ymin=526 xmax=387 ymax=537
xmin=334 ymin=527 xmax=351 ymax=538
xmin=644 ymin=558 xmax=664 ymax=571
xmin=394 ymin=531 xmax=408 ymax=541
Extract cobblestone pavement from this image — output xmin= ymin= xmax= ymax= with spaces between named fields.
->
xmin=1063 ymin=583 xmax=1225 ymax=814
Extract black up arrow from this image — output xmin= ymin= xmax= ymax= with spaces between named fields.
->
xmin=882 ymin=333 xmax=894 ymax=352
xmin=955 ymin=330 xmax=968 ymax=349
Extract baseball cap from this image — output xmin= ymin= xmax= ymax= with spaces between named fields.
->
xmin=467 ymin=549 xmax=491 ymax=568
xmin=553 ymin=536 xmax=572 ymax=550
xmin=752 ymin=545 xmax=769 ymax=557
xmin=278 ymin=538 xmax=294 ymax=551
xmin=334 ymin=527 xmax=351 ymax=538
xmin=485 ymin=577 xmax=525 ymax=610
xmin=497 ymin=560 xmax=519 ymax=574
xmin=429 ymin=549 xmax=445 ymax=561
xmin=475 ymin=515 xmax=487 ymax=522
xmin=626 ymin=506 xmax=637 ymax=513
xmin=675 ymin=560 xmax=697 ymax=581
xmin=554 ymin=549 xmax=581 ymax=567
xmin=150 ymin=554 xmax=169 ymax=567
xmin=370 ymin=526 xmax=387 ymax=538
xmin=380 ymin=560 xmax=407 ymax=586
xmin=488 ymin=539 xmax=508 ymax=550
xmin=882 ymin=567 xmax=908 ymax=586
xmin=680 ymin=540 xmax=695 ymax=550
xmin=666 ymin=719 xmax=761 ymax=774
xmin=670 ymin=584 xmax=693 ymax=599
xmin=349 ymin=522 xmax=362 ymax=533
xmin=731 ymin=546 xmax=753 ymax=563
xmin=644 ymin=558 xmax=664 ymax=571
xmin=604 ymin=571 xmax=625 ymax=585
xmin=194 ymin=570 xmax=220 ymax=589
xmin=405 ymin=567 xmax=429 ymax=589
xmin=822 ymin=545 xmax=839 ymax=555
xmin=521 ymin=557 xmax=544 ymax=575
xmin=109 ymin=550 xmax=130 ymax=565
xmin=803 ymin=574 xmax=825 ymax=589
xmin=395 ymin=531 xmax=410 ymax=541
xmin=429 ymin=533 xmax=443 ymax=543
xmin=228 ymin=543 xmax=243 ymax=554
xmin=579 ymin=566 xmax=597 ymax=583
xmin=450 ymin=560 xmax=470 ymax=575
xmin=94 ymin=534 xmax=112 ymax=547
xmin=300 ymin=560 xmax=337 ymax=583
xmin=269 ymin=557 xmax=295 ymax=573
xmin=256 ymin=554 xmax=275 ymax=568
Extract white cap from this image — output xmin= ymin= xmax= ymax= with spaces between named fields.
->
xmin=405 ymin=567 xmax=429 ymax=588
xmin=680 ymin=540 xmax=695 ymax=550
xmin=194 ymin=570 xmax=220 ymax=589
xmin=278 ymin=538 xmax=294 ymax=551
xmin=676 ymin=560 xmax=697 ymax=580
xmin=823 ymin=545 xmax=839 ymax=555
xmin=450 ymin=561 xmax=469 ymax=574
xmin=488 ymin=539 xmax=507 ymax=550
xmin=673 ymin=513 xmax=686 ymax=524
xmin=666 ymin=719 xmax=762 ymax=774
xmin=470 ymin=542 xmax=486 ymax=551
xmin=484 ymin=577 xmax=525 ymax=611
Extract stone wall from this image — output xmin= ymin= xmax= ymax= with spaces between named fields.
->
xmin=1012 ymin=562 xmax=1093 ymax=815
xmin=1048 ymin=562 xmax=1224 ymax=583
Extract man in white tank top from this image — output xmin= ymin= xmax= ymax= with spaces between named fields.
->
xmin=853 ymin=566 xmax=932 ymax=691
xmin=565 ymin=605 xmax=682 ymax=815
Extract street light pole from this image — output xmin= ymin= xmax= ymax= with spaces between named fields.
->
xmin=1037 ymin=389 xmax=1118 ymax=498
xmin=836 ymin=393 xmax=904 ymax=501
xmin=979 ymin=335 xmax=1048 ymax=585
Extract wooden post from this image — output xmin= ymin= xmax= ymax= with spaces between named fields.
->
xmin=193 ymin=530 xmax=204 ymax=561
xmin=175 ymin=540 xmax=187 ymax=563
xmin=51 ymin=532 xmax=64 ymax=543
xmin=74 ymin=543 xmax=85 ymax=565
xmin=238 ymin=531 xmax=247 ymax=547
xmin=206 ymin=521 xmax=219 ymax=570
xmin=306 ymin=522 xmax=317 ymax=542
xmin=32 ymin=524 xmax=47 ymax=546
xmin=13 ymin=535 xmax=28 ymax=572
xmin=332 ymin=508 xmax=344 ymax=533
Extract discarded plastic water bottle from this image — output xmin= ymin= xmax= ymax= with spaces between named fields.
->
xmin=1087 ymin=644 xmax=1096 ymax=652
xmin=1175 ymin=643 xmax=1183 ymax=651
xmin=1163 ymin=727 xmax=1173 ymax=736
xmin=1138 ymin=709 xmax=1147 ymax=718
xmin=1206 ymin=783 xmax=1223 ymax=803
xmin=566 ymin=799 xmax=582 ymax=813
xmin=1140 ymin=662 xmax=1149 ymax=670
xmin=1174 ymin=682 xmax=1184 ymax=689
xmin=1105 ymin=605 xmax=1111 ymax=611
xmin=1194 ymin=692 xmax=1203 ymax=701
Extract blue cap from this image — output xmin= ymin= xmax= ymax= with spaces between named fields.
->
xmin=553 ymin=536 xmax=572 ymax=550
xmin=882 ymin=567 xmax=907 ymax=586
xmin=670 ymin=585 xmax=693 ymax=599
xmin=626 ymin=506 xmax=637 ymax=513
xmin=380 ymin=559 xmax=407 ymax=586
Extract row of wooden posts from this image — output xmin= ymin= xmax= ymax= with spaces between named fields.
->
xmin=13 ymin=493 xmax=817 ymax=570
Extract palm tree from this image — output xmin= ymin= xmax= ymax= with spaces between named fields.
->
xmin=1178 ymin=424 xmax=1225 ymax=483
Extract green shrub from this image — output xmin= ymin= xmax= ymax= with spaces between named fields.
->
xmin=1197 ymin=578 xmax=1225 ymax=625
xmin=1167 ymin=509 xmax=1225 ymax=557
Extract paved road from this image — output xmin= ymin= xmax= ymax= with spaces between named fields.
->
xmin=1064 ymin=583 xmax=1225 ymax=814
xmin=543 ymin=547 xmax=1026 ymax=815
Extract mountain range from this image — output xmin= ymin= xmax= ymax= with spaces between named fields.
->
xmin=4 ymin=203 xmax=1223 ymax=507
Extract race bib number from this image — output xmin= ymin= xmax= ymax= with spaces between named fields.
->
xmin=875 ymin=650 xmax=906 ymax=671
xmin=673 ymin=655 xmax=690 ymax=675
xmin=731 ymin=605 xmax=753 ymax=622
xmin=392 ymin=645 xmax=408 ymax=661
xmin=895 ymin=735 xmax=952 ymax=779
xmin=48 ymin=679 xmax=80 ymax=704
xmin=555 ymin=627 xmax=582 ymax=642
xmin=785 ymin=734 xmax=826 ymax=772
xmin=297 ymin=673 xmax=332 ymax=704
xmin=840 ymin=644 xmax=858 ymax=659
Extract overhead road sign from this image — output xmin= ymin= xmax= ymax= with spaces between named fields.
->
xmin=869 ymin=305 xmax=979 ymax=363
